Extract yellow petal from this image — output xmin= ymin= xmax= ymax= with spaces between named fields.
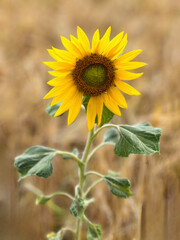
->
xmin=68 ymin=91 xmax=83 ymax=125
xmin=61 ymin=36 xmax=83 ymax=58
xmin=43 ymin=81 xmax=74 ymax=99
xmin=50 ymin=96 xmax=62 ymax=107
xmin=108 ymin=34 xmax=128 ymax=60
xmin=87 ymin=97 xmax=97 ymax=131
xmin=50 ymin=93 xmax=67 ymax=106
xmin=115 ymin=70 xmax=144 ymax=80
xmin=70 ymin=35 xmax=86 ymax=56
xmin=91 ymin=29 xmax=100 ymax=53
xmin=48 ymin=71 xmax=69 ymax=77
xmin=54 ymin=99 xmax=72 ymax=117
xmin=115 ymin=49 xmax=142 ymax=63
xmin=47 ymin=75 xmax=73 ymax=86
xmin=115 ymin=61 xmax=147 ymax=70
xmin=97 ymin=26 xmax=111 ymax=54
xmin=108 ymin=87 xmax=127 ymax=109
xmin=43 ymin=61 xmax=74 ymax=71
xmin=115 ymin=80 xmax=141 ymax=95
xmin=95 ymin=96 xmax=103 ymax=126
xmin=50 ymin=84 xmax=77 ymax=106
xmin=102 ymin=93 xmax=121 ymax=116
xmin=52 ymin=47 xmax=75 ymax=63
xmin=106 ymin=34 xmax=127 ymax=60
xmin=103 ymin=31 xmax=124 ymax=56
xmin=90 ymin=96 xmax=103 ymax=125
xmin=47 ymin=49 xmax=61 ymax=61
xmin=77 ymin=26 xmax=91 ymax=54
xmin=53 ymin=86 xmax=78 ymax=116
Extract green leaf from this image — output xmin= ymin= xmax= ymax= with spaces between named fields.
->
xmin=103 ymin=128 xmax=119 ymax=145
xmin=82 ymin=95 xmax=90 ymax=110
xmin=14 ymin=145 xmax=56 ymax=180
xmin=62 ymin=148 xmax=79 ymax=159
xmin=104 ymin=176 xmax=133 ymax=198
xmin=86 ymin=220 xmax=102 ymax=240
xmin=114 ymin=122 xmax=161 ymax=157
xmin=46 ymin=231 xmax=61 ymax=240
xmin=36 ymin=195 xmax=51 ymax=205
xmin=69 ymin=198 xmax=85 ymax=219
xmin=45 ymin=102 xmax=62 ymax=117
xmin=99 ymin=105 xmax=114 ymax=126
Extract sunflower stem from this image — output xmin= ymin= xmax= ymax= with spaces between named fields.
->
xmin=86 ymin=142 xmax=114 ymax=163
xmin=56 ymin=150 xmax=82 ymax=165
xmin=75 ymin=128 xmax=94 ymax=240
xmin=83 ymin=178 xmax=104 ymax=198
xmin=93 ymin=123 xmax=119 ymax=139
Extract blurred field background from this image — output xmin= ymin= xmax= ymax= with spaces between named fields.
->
xmin=0 ymin=0 xmax=180 ymax=239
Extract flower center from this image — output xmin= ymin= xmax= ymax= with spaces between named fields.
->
xmin=72 ymin=54 xmax=115 ymax=96
xmin=81 ymin=64 xmax=107 ymax=87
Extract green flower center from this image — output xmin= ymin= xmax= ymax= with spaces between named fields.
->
xmin=81 ymin=64 xmax=107 ymax=87
xmin=72 ymin=53 xmax=115 ymax=96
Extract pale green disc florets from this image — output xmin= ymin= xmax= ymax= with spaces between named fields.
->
xmin=81 ymin=64 xmax=107 ymax=87
xmin=72 ymin=53 xmax=115 ymax=96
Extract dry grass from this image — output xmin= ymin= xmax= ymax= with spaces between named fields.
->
xmin=0 ymin=0 xmax=180 ymax=239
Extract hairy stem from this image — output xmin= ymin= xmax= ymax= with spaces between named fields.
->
xmin=85 ymin=171 xmax=104 ymax=178
xmin=24 ymin=183 xmax=63 ymax=215
xmin=56 ymin=150 xmax=82 ymax=165
xmin=93 ymin=123 xmax=119 ymax=139
xmin=47 ymin=191 xmax=74 ymax=201
xmin=83 ymin=178 xmax=104 ymax=198
xmin=75 ymin=128 xmax=94 ymax=240
xmin=86 ymin=142 xmax=114 ymax=163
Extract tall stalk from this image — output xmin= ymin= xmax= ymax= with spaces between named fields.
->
xmin=75 ymin=128 xmax=94 ymax=240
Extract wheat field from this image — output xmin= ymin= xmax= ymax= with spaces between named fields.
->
xmin=0 ymin=0 xmax=180 ymax=239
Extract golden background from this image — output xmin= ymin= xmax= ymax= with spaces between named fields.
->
xmin=0 ymin=0 xmax=180 ymax=239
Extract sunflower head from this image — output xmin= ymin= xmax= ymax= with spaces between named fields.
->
xmin=44 ymin=27 xmax=146 ymax=130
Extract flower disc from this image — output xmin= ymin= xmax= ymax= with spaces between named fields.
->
xmin=72 ymin=53 xmax=115 ymax=96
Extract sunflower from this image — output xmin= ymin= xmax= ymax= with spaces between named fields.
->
xmin=44 ymin=27 xmax=146 ymax=130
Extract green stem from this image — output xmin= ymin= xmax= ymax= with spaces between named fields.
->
xmin=57 ymin=150 xmax=82 ymax=165
xmin=83 ymin=178 xmax=104 ymax=198
xmin=48 ymin=191 xmax=74 ymax=201
xmin=82 ymin=129 xmax=94 ymax=164
xmin=93 ymin=123 xmax=119 ymax=139
xmin=75 ymin=128 xmax=94 ymax=240
xmin=85 ymin=171 xmax=104 ymax=178
xmin=24 ymin=183 xmax=63 ymax=216
xmin=86 ymin=142 xmax=114 ymax=163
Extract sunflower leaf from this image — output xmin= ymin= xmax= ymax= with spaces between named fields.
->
xmin=14 ymin=145 xmax=56 ymax=180
xmin=86 ymin=219 xmax=102 ymax=240
xmin=99 ymin=105 xmax=114 ymax=126
xmin=104 ymin=176 xmax=133 ymax=198
xmin=114 ymin=122 xmax=161 ymax=157
xmin=82 ymin=95 xmax=90 ymax=110
xmin=103 ymin=128 xmax=119 ymax=145
xmin=45 ymin=102 xmax=63 ymax=117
